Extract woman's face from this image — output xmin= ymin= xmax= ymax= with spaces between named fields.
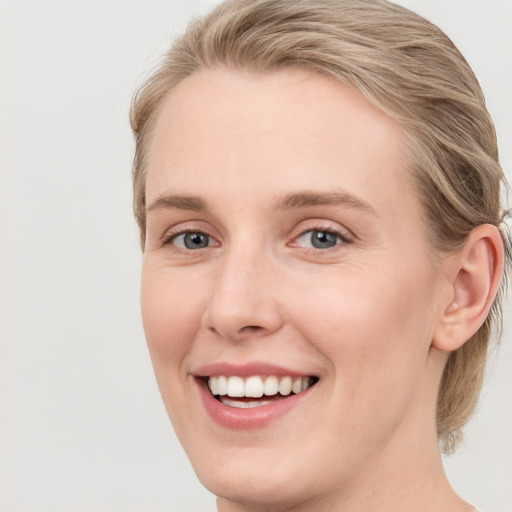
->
xmin=142 ymin=68 xmax=446 ymax=508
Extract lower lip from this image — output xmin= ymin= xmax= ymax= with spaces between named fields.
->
xmin=196 ymin=378 xmax=313 ymax=429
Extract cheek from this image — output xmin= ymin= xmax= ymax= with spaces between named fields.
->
xmin=293 ymin=262 xmax=436 ymax=385
xmin=141 ymin=263 xmax=205 ymax=368
xmin=289 ymin=265 xmax=438 ymax=458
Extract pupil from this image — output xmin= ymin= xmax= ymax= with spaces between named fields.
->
xmin=184 ymin=233 xmax=209 ymax=249
xmin=312 ymin=230 xmax=337 ymax=249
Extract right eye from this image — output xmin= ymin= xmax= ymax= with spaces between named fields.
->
xmin=170 ymin=231 xmax=215 ymax=250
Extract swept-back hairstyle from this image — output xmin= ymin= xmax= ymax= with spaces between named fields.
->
xmin=130 ymin=0 xmax=509 ymax=453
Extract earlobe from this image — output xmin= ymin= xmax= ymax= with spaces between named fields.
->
xmin=432 ymin=224 xmax=504 ymax=352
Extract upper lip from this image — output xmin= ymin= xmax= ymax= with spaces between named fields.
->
xmin=193 ymin=361 xmax=315 ymax=378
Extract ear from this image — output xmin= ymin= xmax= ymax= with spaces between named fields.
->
xmin=432 ymin=224 xmax=505 ymax=352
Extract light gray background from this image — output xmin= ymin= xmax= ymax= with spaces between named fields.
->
xmin=1 ymin=1 xmax=510 ymax=511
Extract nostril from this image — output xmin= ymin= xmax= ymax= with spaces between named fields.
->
xmin=238 ymin=325 xmax=263 ymax=334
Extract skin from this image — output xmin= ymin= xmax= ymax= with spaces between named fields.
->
xmin=140 ymin=67 xmax=490 ymax=511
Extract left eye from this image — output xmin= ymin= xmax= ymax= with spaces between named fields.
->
xmin=171 ymin=232 xmax=214 ymax=250
xmin=295 ymin=229 xmax=344 ymax=249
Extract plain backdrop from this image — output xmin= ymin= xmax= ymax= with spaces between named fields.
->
xmin=1 ymin=1 xmax=511 ymax=511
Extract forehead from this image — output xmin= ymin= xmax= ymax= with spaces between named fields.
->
xmin=145 ymin=67 xmax=418 ymax=221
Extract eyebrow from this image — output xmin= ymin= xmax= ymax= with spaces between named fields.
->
xmin=145 ymin=189 xmax=377 ymax=216
xmin=277 ymin=190 xmax=377 ymax=216
xmin=146 ymin=194 xmax=206 ymax=213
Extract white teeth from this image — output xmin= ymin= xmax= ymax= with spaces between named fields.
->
xmin=207 ymin=375 xmax=314 ymax=399
xmin=227 ymin=376 xmax=245 ymax=397
xmin=278 ymin=376 xmax=293 ymax=396
xmin=245 ymin=376 xmax=264 ymax=398
xmin=263 ymin=375 xmax=279 ymax=396
xmin=218 ymin=375 xmax=228 ymax=395
xmin=221 ymin=397 xmax=273 ymax=408
xmin=209 ymin=376 xmax=219 ymax=395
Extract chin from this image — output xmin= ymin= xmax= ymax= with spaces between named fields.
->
xmin=180 ymin=430 xmax=343 ymax=510
xmin=197 ymin=462 xmax=311 ymax=510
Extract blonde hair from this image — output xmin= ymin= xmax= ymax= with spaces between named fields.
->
xmin=130 ymin=0 xmax=509 ymax=453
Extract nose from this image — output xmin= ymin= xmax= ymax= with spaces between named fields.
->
xmin=201 ymin=247 xmax=283 ymax=342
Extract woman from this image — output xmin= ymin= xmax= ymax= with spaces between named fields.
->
xmin=130 ymin=0 xmax=509 ymax=510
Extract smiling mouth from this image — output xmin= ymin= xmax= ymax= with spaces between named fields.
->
xmin=206 ymin=375 xmax=319 ymax=408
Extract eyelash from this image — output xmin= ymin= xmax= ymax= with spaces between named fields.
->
xmin=161 ymin=225 xmax=353 ymax=253
xmin=292 ymin=226 xmax=352 ymax=252
xmin=161 ymin=229 xmax=216 ymax=248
